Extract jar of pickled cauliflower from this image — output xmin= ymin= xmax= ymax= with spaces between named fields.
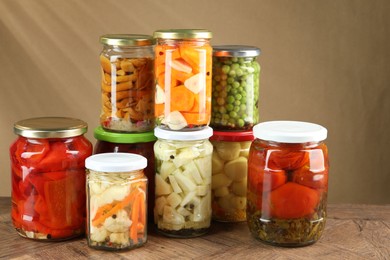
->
xmin=211 ymin=45 xmax=261 ymax=131
xmin=93 ymin=126 xmax=156 ymax=222
xmin=10 ymin=117 xmax=92 ymax=240
xmin=100 ymin=34 xmax=155 ymax=132
xmin=153 ymin=29 xmax=213 ymax=131
xmin=247 ymin=121 xmax=329 ymax=247
xmin=153 ymin=127 xmax=213 ymax=237
xmin=210 ymin=131 xmax=254 ymax=222
xmin=86 ymin=153 xmax=148 ymax=251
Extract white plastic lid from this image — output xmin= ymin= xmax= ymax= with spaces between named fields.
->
xmin=85 ymin=153 xmax=147 ymax=172
xmin=253 ymin=121 xmax=327 ymax=143
xmin=154 ymin=127 xmax=213 ymax=141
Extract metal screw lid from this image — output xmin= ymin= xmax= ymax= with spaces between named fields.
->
xmin=100 ymin=34 xmax=155 ymax=46
xmin=213 ymin=45 xmax=261 ymax=57
xmin=153 ymin=29 xmax=212 ymax=40
xmin=14 ymin=117 xmax=88 ymax=138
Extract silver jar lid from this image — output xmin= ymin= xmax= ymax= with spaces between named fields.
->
xmin=213 ymin=45 xmax=261 ymax=57
xmin=14 ymin=117 xmax=88 ymax=138
xmin=153 ymin=29 xmax=212 ymax=39
xmin=100 ymin=34 xmax=155 ymax=46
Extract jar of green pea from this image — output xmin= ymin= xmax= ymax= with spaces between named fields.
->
xmin=211 ymin=46 xmax=261 ymax=131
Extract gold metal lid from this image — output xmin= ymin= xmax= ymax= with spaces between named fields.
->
xmin=99 ymin=34 xmax=155 ymax=46
xmin=14 ymin=117 xmax=88 ymax=138
xmin=153 ymin=29 xmax=212 ymax=39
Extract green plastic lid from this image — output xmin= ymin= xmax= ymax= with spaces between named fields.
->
xmin=94 ymin=126 xmax=156 ymax=144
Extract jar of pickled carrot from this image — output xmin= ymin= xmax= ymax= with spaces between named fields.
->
xmin=99 ymin=34 xmax=155 ymax=132
xmin=211 ymin=45 xmax=261 ymax=131
xmin=93 ymin=126 xmax=156 ymax=222
xmin=247 ymin=121 xmax=329 ymax=247
xmin=153 ymin=29 xmax=213 ymax=131
xmin=10 ymin=117 xmax=92 ymax=240
xmin=153 ymin=127 xmax=213 ymax=237
xmin=210 ymin=130 xmax=254 ymax=222
xmin=85 ymin=153 xmax=148 ymax=251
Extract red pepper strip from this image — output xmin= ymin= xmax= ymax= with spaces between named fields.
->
xmin=14 ymin=138 xmax=50 ymax=167
xmin=43 ymin=171 xmax=85 ymax=229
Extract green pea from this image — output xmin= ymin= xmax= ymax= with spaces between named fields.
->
xmin=227 ymin=77 xmax=235 ymax=84
xmin=222 ymin=65 xmax=230 ymax=74
xmin=236 ymin=69 xmax=243 ymax=77
xmin=231 ymin=63 xmax=239 ymax=70
xmin=234 ymin=100 xmax=241 ymax=106
xmin=229 ymin=111 xmax=238 ymax=118
xmin=231 ymin=57 xmax=238 ymax=63
xmin=227 ymin=96 xmax=235 ymax=104
xmin=237 ymin=119 xmax=245 ymax=127
xmin=236 ymin=94 xmax=242 ymax=101
xmin=228 ymin=70 xmax=236 ymax=77
xmin=232 ymin=81 xmax=240 ymax=88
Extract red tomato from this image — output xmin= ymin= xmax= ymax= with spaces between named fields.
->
xmin=269 ymin=182 xmax=320 ymax=219
xmin=292 ymin=165 xmax=328 ymax=190
xmin=248 ymin=163 xmax=287 ymax=193
xmin=267 ymin=149 xmax=309 ymax=171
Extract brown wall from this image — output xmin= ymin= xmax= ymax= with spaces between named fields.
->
xmin=1 ymin=0 xmax=389 ymax=203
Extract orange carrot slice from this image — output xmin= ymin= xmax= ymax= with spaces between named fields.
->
xmin=170 ymin=85 xmax=195 ymax=112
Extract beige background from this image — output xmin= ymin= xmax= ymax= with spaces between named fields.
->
xmin=0 ymin=0 xmax=389 ymax=203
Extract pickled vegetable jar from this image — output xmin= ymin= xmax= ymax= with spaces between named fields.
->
xmin=86 ymin=153 xmax=148 ymax=251
xmin=211 ymin=45 xmax=261 ymax=131
xmin=93 ymin=126 xmax=156 ymax=222
xmin=247 ymin=121 xmax=329 ymax=247
xmin=10 ymin=117 xmax=92 ymax=240
xmin=100 ymin=34 xmax=155 ymax=132
xmin=210 ymin=131 xmax=254 ymax=222
xmin=153 ymin=127 xmax=213 ymax=237
xmin=153 ymin=29 xmax=213 ymax=131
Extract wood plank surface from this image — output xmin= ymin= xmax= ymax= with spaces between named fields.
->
xmin=0 ymin=197 xmax=389 ymax=260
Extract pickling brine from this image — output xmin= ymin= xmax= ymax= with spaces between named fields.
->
xmin=154 ymin=29 xmax=213 ymax=131
xmin=247 ymin=121 xmax=329 ymax=247
xmin=153 ymin=127 xmax=213 ymax=237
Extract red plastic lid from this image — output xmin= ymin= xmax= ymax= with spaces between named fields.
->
xmin=210 ymin=130 xmax=254 ymax=142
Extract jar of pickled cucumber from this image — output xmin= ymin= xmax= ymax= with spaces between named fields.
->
xmin=247 ymin=121 xmax=329 ymax=247
xmin=153 ymin=29 xmax=213 ymax=131
xmin=153 ymin=127 xmax=213 ymax=237
xmin=210 ymin=131 xmax=254 ymax=222
xmin=211 ymin=45 xmax=261 ymax=131
xmin=10 ymin=117 xmax=92 ymax=240
xmin=99 ymin=34 xmax=155 ymax=132
xmin=93 ymin=126 xmax=156 ymax=222
xmin=86 ymin=153 xmax=148 ymax=251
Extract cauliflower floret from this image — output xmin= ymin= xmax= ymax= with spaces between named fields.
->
xmin=90 ymin=226 xmax=108 ymax=243
xmin=97 ymin=185 xmax=130 ymax=207
xmin=103 ymin=209 xmax=132 ymax=233
xmin=110 ymin=232 xmax=129 ymax=245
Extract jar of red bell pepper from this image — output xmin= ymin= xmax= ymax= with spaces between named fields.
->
xmin=153 ymin=29 xmax=213 ymax=131
xmin=10 ymin=117 xmax=92 ymax=240
xmin=93 ymin=126 xmax=156 ymax=222
xmin=209 ymin=130 xmax=254 ymax=222
xmin=247 ymin=121 xmax=329 ymax=247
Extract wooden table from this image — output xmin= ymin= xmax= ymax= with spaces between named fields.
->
xmin=0 ymin=197 xmax=389 ymax=259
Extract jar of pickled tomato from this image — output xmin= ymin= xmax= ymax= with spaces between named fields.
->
xmin=93 ymin=126 xmax=156 ymax=222
xmin=211 ymin=45 xmax=261 ymax=131
xmin=10 ymin=117 xmax=92 ymax=240
xmin=153 ymin=29 xmax=213 ymax=131
xmin=99 ymin=34 xmax=155 ymax=132
xmin=210 ymin=130 xmax=254 ymax=222
xmin=247 ymin=121 xmax=329 ymax=247
xmin=153 ymin=127 xmax=213 ymax=237
xmin=86 ymin=153 xmax=148 ymax=251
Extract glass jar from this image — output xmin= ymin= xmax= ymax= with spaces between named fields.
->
xmin=99 ymin=34 xmax=155 ymax=132
xmin=153 ymin=127 xmax=213 ymax=237
xmin=85 ymin=153 xmax=148 ymax=251
xmin=211 ymin=45 xmax=261 ymax=131
xmin=247 ymin=121 xmax=329 ymax=247
xmin=93 ymin=126 xmax=156 ymax=222
xmin=153 ymin=29 xmax=213 ymax=131
xmin=10 ymin=117 xmax=92 ymax=240
xmin=210 ymin=131 xmax=254 ymax=222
